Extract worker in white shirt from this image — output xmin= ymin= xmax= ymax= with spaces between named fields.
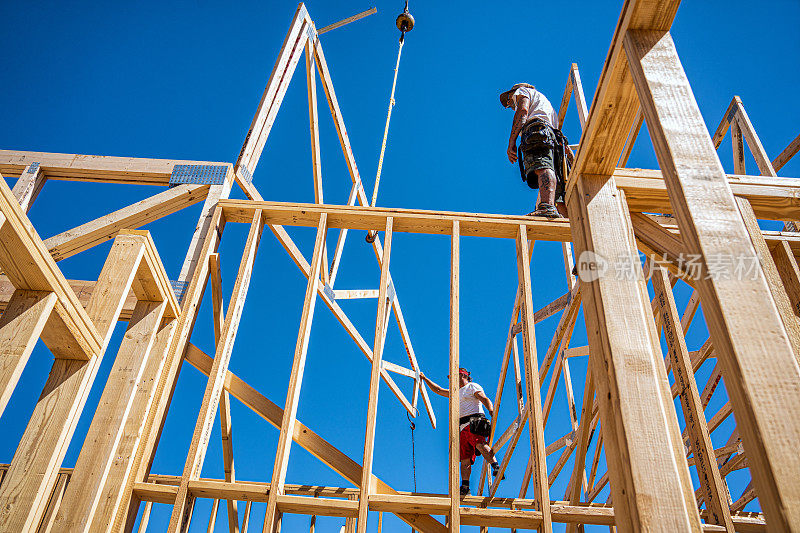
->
xmin=500 ymin=83 xmax=571 ymax=218
xmin=422 ymin=368 xmax=501 ymax=495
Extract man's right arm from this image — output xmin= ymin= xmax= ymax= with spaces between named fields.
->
xmin=507 ymin=95 xmax=530 ymax=164
xmin=421 ymin=373 xmax=449 ymax=397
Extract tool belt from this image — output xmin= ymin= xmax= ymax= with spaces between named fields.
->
xmin=518 ymin=119 xmax=571 ymax=187
xmin=460 ymin=413 xmax=491 ymax=437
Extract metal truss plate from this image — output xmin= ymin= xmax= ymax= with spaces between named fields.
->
xmin=26 ymin=162 xmax=40 ymax=174
xmin=323 ymin=283 xmax=335 ymax=301
xmin=169 ymin=164 xmax=227 ymax=187
xmin=170 ymin=280 xmax=189 ymax=304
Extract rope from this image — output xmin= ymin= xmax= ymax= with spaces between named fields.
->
xmin=406 ymin=411 xmax=417 ymax=493
xmin=369 ymin=34 xmax=405 ymax=210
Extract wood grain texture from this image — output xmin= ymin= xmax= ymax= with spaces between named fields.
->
xmin=626 ymin=29 xmax=800 ymax=530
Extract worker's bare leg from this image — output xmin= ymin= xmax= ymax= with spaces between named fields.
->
xmin=475 ymin=442 xmax=496 ymax=464
xmin=535 ymin=168 xmax=557 ymax=206
xmin=460 ymin=459 xmax=472 ymax=484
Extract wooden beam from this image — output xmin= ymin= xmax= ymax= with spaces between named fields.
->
xmin=221 ymin=199 xmax=572 ymax=241
xmin=0 ymin=149 xmax=231 ymax=186
xmin=566 ymin=172 xmax=700 ymax=531
xmin=564 ymin=371 xmax=594 ymax=533
xmin=43 ymin=183 xmax=209 ymax=262
xmin=52 ymin=299 xmax=168 ymax=530
xmin=168 ymin=211 xmax=263 ymax=532
xmin=318 ymin=7 xmax=377 ymax=34
xmin=263 ymin=214 xmax=327 ymax=532
xmin=0 ymin=290 xmax=57 ymax=416
xmin=0 ymin=174 xmax=101 ymax=359
xmin=771 ymin=240 xmax=800 ymax=319
xmin=356 ymin=217 xmax=393 ymax=533
xmin=626 ymin=28 xmax=800 ymax=529
xmin=182 ymin=345 xmax=445 ymax=532
xmin=515 ymin=226 xmax=552 ymax=533
xmin=236 ymin=4 xmax=309 ymax=181
xmin=773 ymin=132 xmax=800 ymax=172
xmin=0 ymin=232 xmax=147 ymax=531
xmin=210 ymin=253 xmax=240 ymax=533
xmin=651 ymin=267 xmax=734 ymax=529
xmin=11 ymin=162 xmax=46 ymax=212
xmin=448 ymin=221 xmax=460 ymax=532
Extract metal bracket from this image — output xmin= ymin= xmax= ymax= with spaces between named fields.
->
xmin=323 ymin=283 xmax=335 ymax=301
xmin=238 ymin=165 xmax=253 ymax=183
xmin=26 ymin=162 xmax=40 ymax=174
xmin=387 ymin=280 xmax=396 ymax=303
xmin=169 ymin=164 xmax=228 ymax=187
xmin=170 ymin=280 xmax=189 ymax=304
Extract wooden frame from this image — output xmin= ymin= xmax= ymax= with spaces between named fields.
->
xmin=1 ymin=1 xmax=798 ymax=532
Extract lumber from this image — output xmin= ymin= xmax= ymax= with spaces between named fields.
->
xmin=11 ymin=162 xmax=46 ymax=213
xmin=182 ymin=344 xmax=446 ymax=532
xmin=0 ymin=174 xmax=101 ymax=359
xmin=221 ymin=199 xmax=573 ymax=241
xmin=448 ymin=220 xmax=460 ymax=532
xmin=626 ymin=28 xmax=800 ymax=530
xmin=515 ymin=227 xmax=552 ymax=532
xmin=168 ymin=211 xmax=263 ymax=532
xmin=0 ymin=149 xmax=231 ymax=186
xmin=44 ymin=183 xmax=209 ymax=262
xmin=0 ymin=232 xmax=147 ymax=531
xmin=318 ymin=7 xmax=377 ymax=34
xmin=651 ymin=267 xmax=733 ymax=529
xmin=356 ymin=218 xmax=393 ymax=533
xmin=263 ymin=215 xmax=327 ymax=532
xmin=0 ymin=290 xmax=57 ymax=417
xmin=52 ymin=299 xmax=168 ymax=531
xmin=773 ymin=132 xmax=800 ymax=172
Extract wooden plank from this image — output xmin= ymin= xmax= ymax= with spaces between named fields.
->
xmin=182 ymin=345 xmax=446 ymax=533
xmin=43 ymin=183 xmax=209 ymax=262
xmin=570 ymin=63 xmax=589 ymax=129
xmin=564 ymin=372 xmax=594 ymax=533
xmin=11 ymin=162 xmax=46 ymax=213
xmin=263 ymin=214 xmax=327 ymax=532
xmin=626 ymin=29 xmax=800 ymax=529
xmin=114 ymin=204 xmax=228 ymax=532
xmin=0 ymin=173 xmax=101 ymax=359
xmin=236 ymin=5 xmax=309 ymax=180
xmin=772 ymin=239 xmax=800 ymax=319
xmin=651 ymin=267 xmax=734 ymax=529
xmin=773 ymin=132 xmax=800 ymax=172
xmin=210 ymin=253 xmax=240 ymax=533
xmin=614 ymin=167 xmax=800 ymax=221
xmin=737 ymin=197 xmax=800 ymax=362
xmin=566 ymin=171 xmax=700 ymax=531
xmin=564 ymin=0 xmax=681 ymax=199
xmin=0 ymin=290 xmax=56 ymax=416
xmin=0 ymin=233 xmax=145 ymax=531
xmin=448 ymin=221 xmax=460 ymax=532
xmin=0 ymin=149 xmax=231 ymax=186
xmin=220 ymin=199 xmax=572 ymax=241
xmin=167 ymin=211 xmax=263 ymax=532
xmin=36 ymin=471 xmax=68 ymax=533
xmin=52 ymin=299 xmax=167 ymax=531
xmin=515 ymin=227 xmax=552 ymax=533
xmin=356 ymin=217 xmax=393 ymax=533
xmin=318 ymin=7 xmax=377 ymax=35
xmin=94 ymin=318 xmax=179 ymax=531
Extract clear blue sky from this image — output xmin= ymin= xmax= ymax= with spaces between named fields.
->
xmin=1 ymin=1 xmax=798 ymax=531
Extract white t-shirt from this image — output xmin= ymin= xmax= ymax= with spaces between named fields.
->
xmin=510 ymin=87 xmax=558 ymax=129
xmin=459 ymin=382 xmax=485 ymax=430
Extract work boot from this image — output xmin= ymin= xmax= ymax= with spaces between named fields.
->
xmin=492 ymin=462 xmax=505 ymax=481
xmin=527 ymin=202 xmax=563 ymax=219
xmin=460 ymin=482 xmax=470 ymax=496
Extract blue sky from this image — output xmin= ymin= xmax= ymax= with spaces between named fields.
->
xmin=1 ymin=1 xmax=799 ymax=531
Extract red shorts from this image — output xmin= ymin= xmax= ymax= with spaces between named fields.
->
xmin=460 ymin=426 xmax=486 ymax=464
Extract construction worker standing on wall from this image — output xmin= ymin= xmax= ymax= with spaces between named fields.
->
xmin=501 ymin=83 xmax=570 ymax=218
xmin=422 ymin=368 xmax=502 ymax=495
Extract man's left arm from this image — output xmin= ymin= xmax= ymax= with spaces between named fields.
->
xmin=507 ymin=95 xmax=530 ymax=164
xmin=475 ymin=390 xmax=494 ymax=419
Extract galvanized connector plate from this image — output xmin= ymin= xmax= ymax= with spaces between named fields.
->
xmin=169 ymin=164 xmax=228 ymax=187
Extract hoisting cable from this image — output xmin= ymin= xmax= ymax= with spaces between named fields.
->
xmin=406 ymin=411 xmax=418 ymax=493
xmin=366 ymin=1 xmax=415 ymax=243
